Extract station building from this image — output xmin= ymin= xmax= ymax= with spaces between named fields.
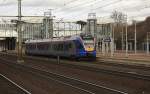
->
xmin=109 ymin=16 xmax=150 ymax=52
xmin=81 ymin=14 xmax=150 ymax=53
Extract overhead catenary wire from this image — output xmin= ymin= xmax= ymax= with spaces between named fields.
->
xmin=61 ymin=0 xmax=150 ymax=21
xmin=61 ymin=0 xmax=123 ymax=20
xmin=54 ymin=0 xmax=81 ymax=11
xmin=0 ymin=0 xmax=150 ymax=22
xmin=112 ymin=0 xmax=150 ymax=12
xmin=64 ymin=0 xmax=80 ymax=6
xmin=55 ymin=0 xmax=150 ymax=13
xmin=54 ymin=0 xmax=105 ymax=13
xmin=94 ymin=0 xmax=122 ymax=10
xmin=55 ymin=0 xmax=122 ymax=17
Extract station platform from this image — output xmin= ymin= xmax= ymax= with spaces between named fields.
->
xmin=97 ymin=51 xmax=150 ymax=66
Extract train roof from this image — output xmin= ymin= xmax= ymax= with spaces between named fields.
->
xmin=25 ymin=35 xmax=81 ymax=43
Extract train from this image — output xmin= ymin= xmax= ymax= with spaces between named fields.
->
xmin=25 ymin=34 xmax=96 ymax=59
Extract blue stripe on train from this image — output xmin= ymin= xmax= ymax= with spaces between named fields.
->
xmin=76 ymin=50 xmax=96 ymax=58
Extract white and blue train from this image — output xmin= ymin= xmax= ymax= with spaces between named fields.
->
xmin=25 ymin=35 xmax=96 ymax=59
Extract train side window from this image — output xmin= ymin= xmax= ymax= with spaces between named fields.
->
xmin=28 ymin=44 xmax=36 ymax=50
xmin=37 ymin=44 xmax=43 ymax=50
xmin=68 ymin=43 xmax=72 ymax=48
xmin=61 ymin=44 xmax=62 ymax=51
xmin=49 ymin=44 xmax=51 ymax=50
xmin=56 ymin=44 xmax=60 ymax=51
xmin=59 ymin=43 xmax=63 ymax=51
xmin=37 ymin=43 xmax=48 ymax=50
xmin=64 ymin=43 xmax=68 ymax=51
xmin=53 ymin=44 xmax=58 ymax=51
xmin=52 ymin=44 xmax=54 ymax=50
xmin=26 ymin=44 xmax=30 ymax=49
xmin=64 ymin=42 xmax=72 ymax=51
xmin=44 ymin=44 xmax=49 ymax=50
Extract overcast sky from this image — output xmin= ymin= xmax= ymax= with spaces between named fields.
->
xmin=0 ymin=0 xmax=150 ymax=22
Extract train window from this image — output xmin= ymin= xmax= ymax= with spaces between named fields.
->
xmin=51 ymin=42 xmax=65 ymax=51
xmin=58 ymin=43 xmax=64 ymax=51
xmin=27 ymin=44 xmax=36 ymax=50
xmin=60 ymin=44 xmax=62 ymax=51
xmin=64 ymin=44 xmax=68 ymax=51
xmin=49 ymin=44 xmax=51 ymax=50
xmin=56 ymin=44 xmax=58 ymax=51
xmin=44 ymin=44 xmax=49 ymax=50
xmin=37 ymin=43 xmax=49 ymax=50
xmin=53 ymin=44 xmax=58 ymax=51
xmin=37 ymin=44 xmax=43 ymax=50
xmin=64 ymin=42 xmax=72 ymax=51
xmin=68 ymin=43 xmax=72 ymax=48
xmin=26 ymin=44 xmax=30 ymax=50
xmin=58 ymin=44 xmax=61 ymax=51
xmin=57 ymin=44 xmax=59 ymax=51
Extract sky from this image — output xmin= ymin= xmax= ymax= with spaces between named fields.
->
xmin=0 ymin=0 xmax=150 ymax=22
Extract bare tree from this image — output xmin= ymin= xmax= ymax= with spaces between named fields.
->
xmin=110 ymin=10 xmax=127 ymax=51
xmin=110 ymin=10 xmax=126 ymax=24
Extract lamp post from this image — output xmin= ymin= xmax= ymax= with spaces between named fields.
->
xmin=134 ymin=20 xmax=137 ymax=54
xmin=125 ymin=15 xmax=128 ymax=57
xmin=121 ymin=23 xmax=124 ymax=51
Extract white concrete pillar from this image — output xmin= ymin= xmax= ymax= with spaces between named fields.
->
xmin=125 ymin=22 xmax=128 ymax=57
xmin=134 ymin=21 xmax=137 ymax=54
xmin=121 ymin=24 xmax=124 ymax=51
xmin=110 ymin=23 xmax=114 ymax=56
xmin=106 ymin=42 xmax=109 ymax=54
xmin=111 ymin=38 xmax=114 ymax=57
xmin=147 ymin=32 xmax=149 ymax=55
xmin=102 ymin=41 xmax=105 ymax=56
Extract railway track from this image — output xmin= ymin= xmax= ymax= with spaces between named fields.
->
xmin=0 ymin=57 xmax=127 ymax=94
xmin=0 ymin=74 xmax=31 ymax=94
xmin=2 ymin=52 xmax=150 ymax=70
xmin=4 ymin=51 xmax=150 ymax=70
xmin=1 ymin=52 xmax=150 ymax=81
xmin=1 ymin=52 xmax=150 ymax=93
xmin=24 ymin=55 xmax=150 ymax=81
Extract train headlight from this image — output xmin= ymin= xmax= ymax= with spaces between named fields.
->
xmin=86 ymin=47 xmax=94 ymax=52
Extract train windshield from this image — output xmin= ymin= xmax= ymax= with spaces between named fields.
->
xmin=82 ymin=36 xmax=95 ymax=49
xmin=83 ymin=39 xmax=94 ymax=47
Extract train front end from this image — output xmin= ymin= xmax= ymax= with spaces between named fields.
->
xmin=81 ymin=35 xmax=96 ymax=59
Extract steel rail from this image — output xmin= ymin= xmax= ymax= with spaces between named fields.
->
xmin=0 ymin=57 xmax=127 ymax=94
xmin=0 ymin=74 xmax=31 ymax=94
xmin=1 ymin=52 xmax=150 ymax=81
xmin=0 ymin=58 xmax=95 ymax=94
xmin=0 ymin=52 xmax=150 ymax=81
